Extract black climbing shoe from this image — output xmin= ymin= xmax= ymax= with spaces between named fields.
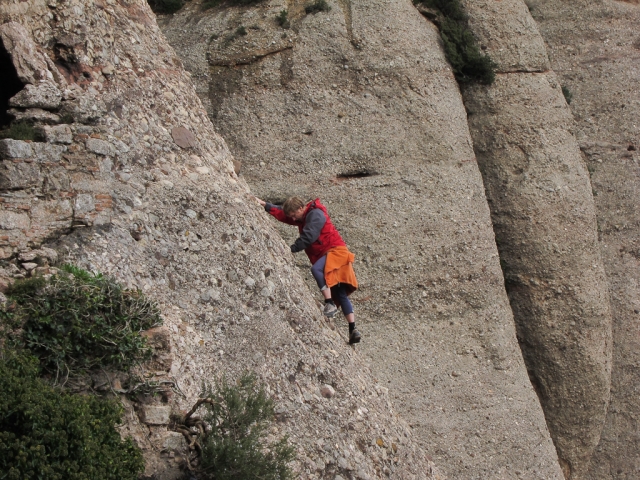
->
xmin=349 ymin=329 xmax=361 ymax=344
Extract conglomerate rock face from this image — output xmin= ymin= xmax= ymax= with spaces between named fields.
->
xmin=159 ymin=0 xmax=563 ymax=478
xmin=530 ymin=0 xmax=640 ymax=478
xmin=0 ymin=1 xmax=441 ymax=478
xmin=460 ymin=1 xmax=613 ymax=477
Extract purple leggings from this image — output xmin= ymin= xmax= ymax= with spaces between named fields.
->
xmin=310 ymin=255 xmax=353 ymax=316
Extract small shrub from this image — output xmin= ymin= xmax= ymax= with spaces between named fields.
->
xmin=180 ymin=373 xmax=295 ymax=479
xmin=0 ymin=120 xmax=42 ymax=141
xmin=58 ymin=112 xmax=74 ymax=124
xmin=0 ymin=350 xmax=144 ymax=480
xmin=439 ymin=18 xmax=496 ymax=85
xmin=305 ymin=0 xmax=331 ymax=14
xmin=277 ymin=9 xmax=290 ymax=29
xmin=236 ymin=26 xmax=248 ymax=36
xmin=202 ymin=0 xmax=220 ymax=9
xmin=3 ymin=264 xmax=162 ymax=378
xmin=415 ymin=0 xmax=496 ymax=85
xmin=562 ymin=85 xmax=573 ymax=104
xmin=202 ymin=0 xmax=265 ymax=9
xmin=423 ymin=0 xmax=465 ymax=20
xmin=147 ymin=0 xmax=183 ymax=14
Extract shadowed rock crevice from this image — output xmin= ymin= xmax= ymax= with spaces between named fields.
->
xmin=0 ymin=39 xmax=25 ymax=127
xmin=336 ymin=169 xmax=377 ymax=179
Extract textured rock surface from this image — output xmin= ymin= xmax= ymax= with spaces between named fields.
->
xmin=0 ymin=21 xmax=62 ymax=85
xmin=159 ymin=0 xmax=563 ymax=478
xmin=0 ymin=1 xmax=440 ymax=478
xmin=464 ymin=0 xmax=549 ymax=72
xmin=461 ymin=1 xmax=613 ymax=477
xmin=531 ymin=0 xmax=640 ymax=478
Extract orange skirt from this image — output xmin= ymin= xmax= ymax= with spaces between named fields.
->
xmin=324 ymin=246 xmax=358 ymax=296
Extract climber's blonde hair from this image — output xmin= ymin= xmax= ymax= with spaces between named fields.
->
xmin=283 ymin=197 xmax=305 ymax=215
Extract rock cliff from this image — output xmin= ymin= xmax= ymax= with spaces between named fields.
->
xmin=159 ymin=0 xmax=562 ymax=478
xmin=0 ymin=1 xmax=439 ymax=478
xmin=3 ymin=0 xmax=638 ymax=478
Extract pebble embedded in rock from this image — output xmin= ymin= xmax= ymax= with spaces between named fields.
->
xmin=171 ymin=126 xmax=197 ymax=148
xmin=320 ymin=385 xmax=335 ymax=398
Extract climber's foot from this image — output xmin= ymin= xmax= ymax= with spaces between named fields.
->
xmin=349 ymin=329 xmax=361 ymax=344
xmin=323 ymin=302 xmax=338 ymax=318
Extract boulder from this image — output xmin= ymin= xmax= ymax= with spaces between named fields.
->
xmin=9 ymin=82 xmax=62 ymax=110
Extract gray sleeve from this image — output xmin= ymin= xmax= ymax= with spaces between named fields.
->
xmin=291 ymin=209 xmax=326 ymax=252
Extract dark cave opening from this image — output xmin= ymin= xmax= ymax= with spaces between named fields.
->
xmin=336 ymin=169 xmax=377 ymax=179
xmin=0 ymin=39 xmax=25 ymax=128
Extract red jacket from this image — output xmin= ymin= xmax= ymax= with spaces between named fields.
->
xmin=265 ymin=198 xmax=346 ymax=264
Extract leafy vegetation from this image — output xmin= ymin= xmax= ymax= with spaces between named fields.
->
xmin=562 ymin=85 xmax=573 ymax=104
xmin=277 ymin=9 xmax=290 ymax=29
xmin=176 ymin=373 xmax=295 ymax=479
xmin=202 ymin=0 xmax=266 ymax=10
xmin=2 ymin=264 xmax=161 ymax=379
xmin=202 ymin=0 xmax=219 ymax=9
xmin=59 ymin=113 xmax=75 ymax=124
xmin=147 ymin=0 xmax=184 ymax=14
xmin=414 ymin=0 xmax=496 ymax=85
xmin=0 ymin=350 xmax=144 ymax=480
xmin=305 ymin=0 xmax=331 ymax=14
xmin=0 ymin=120 xmax=42 ymax=141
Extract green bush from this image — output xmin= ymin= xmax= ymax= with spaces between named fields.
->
xmin=195 ymin=373 xmax=295 ymax=480
xmin=0 ymin=350 xmax=144 ymax=480
xmin=415 ymin=0 xmax=496 ymax=85
xmin=202 ymin=0 xmax=220 ymax=8
xmin=562 ymin=85 xmax=573 ymax=104
xmin=440 ymin=17 xmax=496 ymax=85
xmin=202 ymin=0 xmax=266 ymax=10
xmin=0 ymin=120 xmax=42 ymax=141
xmin=58 ymin=113 xmax=74 ymax=124
xmin=305 ymin=0 xmax=331 ymax=14
xmin=421 ymin=0 xmax=465 ymax=20
xmin=2 ymin=264 xmax=161 ymax=378
xmin=147 ymin=0 xmax=183 ymax=14
xmin=276 ymin=10 xmax=290 ymax=29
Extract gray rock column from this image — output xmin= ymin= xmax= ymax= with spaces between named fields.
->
xmin=461 ymin=0 xmax=613 ymax=477
xmin=530 ymin=0 xmax=640 ymax=478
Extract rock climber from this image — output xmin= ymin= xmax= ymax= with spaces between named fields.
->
xmin=253 ymin=196 xmax=361 ymax=344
